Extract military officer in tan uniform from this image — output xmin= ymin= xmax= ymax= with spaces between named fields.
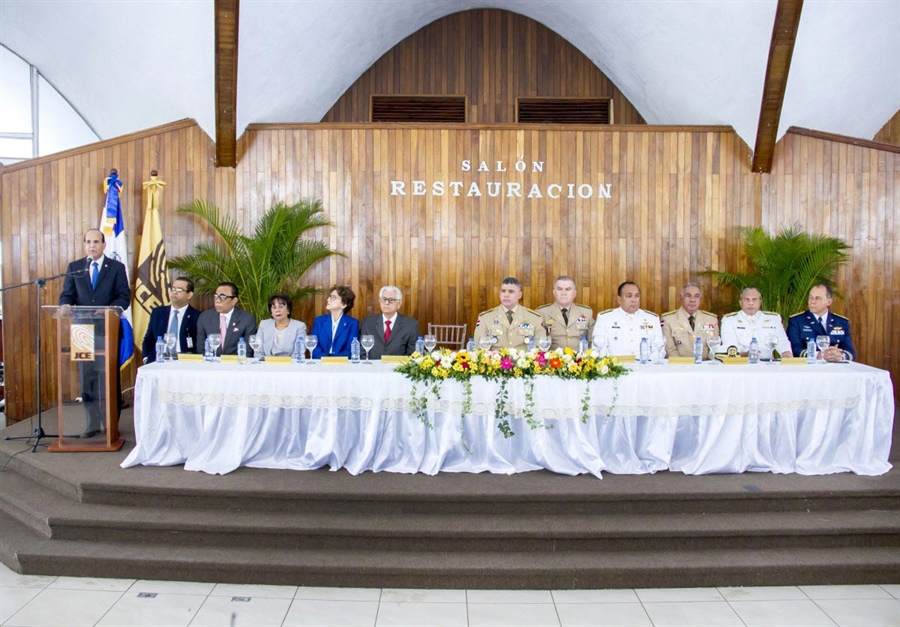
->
xmin=536 ymin=276 xmax=594 ymax=351
xmin=592 ymin=281 xmax=663 ymax=356
xmin=661 ymin=282 xmax=719 ymax=359
xmin=474 ymin=277 xmax=547 ymax=350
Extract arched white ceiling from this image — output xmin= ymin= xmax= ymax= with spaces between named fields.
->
xmin=1 ymin=0 xmax=897 ymax=151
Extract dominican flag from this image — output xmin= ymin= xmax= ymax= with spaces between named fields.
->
xmin=100 ymin=170 xmax=135 ymax=369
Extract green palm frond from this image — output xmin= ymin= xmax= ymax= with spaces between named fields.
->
xmin=703 ymin=224 xmax=850 ymax=326
xmin=168 ymin=198 xmax=343 ymax=321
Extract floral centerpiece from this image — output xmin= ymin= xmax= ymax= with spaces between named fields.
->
xmin=394 ymin=346 xmax=628 ymax=440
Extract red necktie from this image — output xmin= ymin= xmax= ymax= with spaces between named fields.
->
xmin=384 ymin=320 xmax=392 ymax=343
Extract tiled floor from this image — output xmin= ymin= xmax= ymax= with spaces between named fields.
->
xmin=1 ymin=563 xmax=897 ymax=627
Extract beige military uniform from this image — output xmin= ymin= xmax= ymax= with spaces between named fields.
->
xmin=474 ymin=305 xmax=547 ymax=350
xmin=661 ymin=307 xmax=719 ymax=359
xmin=535 ymin=303 xmax=594 ymax=351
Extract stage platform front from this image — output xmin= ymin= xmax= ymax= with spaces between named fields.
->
xmin=0 ymin=404 xmax=898 ymax=589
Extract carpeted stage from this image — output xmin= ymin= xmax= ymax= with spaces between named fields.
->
xmin=0 ymin=403 xmax=898 ymax=589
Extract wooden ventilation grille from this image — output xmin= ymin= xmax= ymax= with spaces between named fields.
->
xmin=517 ymin=98 xmax=612 ymax=124
xmin=371 ymin=96 xmax=466 ymax=123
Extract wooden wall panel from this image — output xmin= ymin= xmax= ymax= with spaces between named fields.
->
xmin=322 ymin=9 xmax=645 ymax=125
xmin=873 ymin=109 xmax=900 ymax=146
xmin=0 ymin=120 xmax=233 ymax=422
xmin=761 ymin=130 xmax=900 ymax=377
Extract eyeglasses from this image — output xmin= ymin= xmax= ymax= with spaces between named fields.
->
xmin=380 ymin=297 xmax=401 ymax=304
xmin=168 ymin=287 xmax=187 ymax=294
xmin=326 ymin=294 xmax=341 ymax=300
xmin=213 ymin=294 xmax=236 ymax=301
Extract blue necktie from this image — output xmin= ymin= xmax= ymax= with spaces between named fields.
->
xmin=168 ymin=310 xmax=180 ymax=347
xmin=90 ymin=262 xmax=99 ymax=290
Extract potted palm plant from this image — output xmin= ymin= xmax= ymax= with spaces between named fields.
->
xmin=168 ymin=199 xmax=341 ymax=321
xmin=705 ymin=225 xmax=851 ymax=325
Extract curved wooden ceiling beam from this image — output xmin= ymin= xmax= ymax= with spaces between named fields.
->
xmin=752 ymin=0 xmax=804 ymax=173
xmin=215 ymin=0 xmax=239 ymax=168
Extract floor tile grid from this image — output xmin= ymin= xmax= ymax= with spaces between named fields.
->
xmin=2 ymin=563 xmax=900 ymax=627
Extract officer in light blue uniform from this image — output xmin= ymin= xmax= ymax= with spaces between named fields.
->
xmin=787 ymin=283 xmax=855 ymax=361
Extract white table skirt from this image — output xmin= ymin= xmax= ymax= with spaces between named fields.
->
xmin=122 ymin=361 xmax=894 ymax=477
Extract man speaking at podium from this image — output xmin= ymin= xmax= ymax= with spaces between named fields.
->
xmin=59 ymin=228 xmax=131 ymax=438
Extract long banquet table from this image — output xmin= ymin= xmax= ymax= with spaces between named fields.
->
xmin=122 ymin=360 xmax=894 ymax=477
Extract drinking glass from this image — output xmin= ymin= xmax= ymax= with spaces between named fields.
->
xmin=163 ymin=333 xmax=177 ymax=361
xmin=248 ymin=334 xmax=262 ymax=363
xmin=764 ymin=334 xmax=779 ymax=363
xmin=706 ymin=336 xmax=721 ymax=364
xmin=208 ymin=333 xmax=222 ymax=361
xmin=305 ymin=334 xmax=319 ymax=364
xmin=815 ymin=335 xmax=830 ymax=362
xmin=651 ymin=336 xmax=666 ymax=364
xmin=537 ymin=336 xmax=552 ymax=352
xmin=423 ymin=334 xmax=437 ymax=352
xmin=594 ymin=335 xmax=608 ymax=357
xmin=361 ymin=335 xmax=375 ymax=364
xmin=478 ymin=336 xmax=493 ymax=351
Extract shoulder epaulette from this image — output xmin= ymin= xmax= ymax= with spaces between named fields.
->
xmin=831 ymin=312 xmax=850 ymax=321
xmin=661 ymin=309 xmax=677 ymax=317
xmin=789 ymin=311 xmax=806 ymax=319
xmin=574 ymin=303 xmax=592 ymax=310
xmin=700 ymin=310 xmax=716 ymax=317
xmin=723 ymin=311 xmax=739 ymax=318
xmin=535 ymin=303 xmax=553 ymax=311
xmin=477 ymin=309 xmax=492 ymax=317
xmin=763 ymin=311 xmax=780 ymax=316
xmin=598 ymin=308 xmax=615 ymax=315
xmin=524 ymin=307 xmax=542 ymax=316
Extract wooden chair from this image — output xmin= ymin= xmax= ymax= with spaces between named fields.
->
xmin=428 ymin=323 xmax=468 ymax=350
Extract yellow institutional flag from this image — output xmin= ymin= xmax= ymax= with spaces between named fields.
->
xmin=132 ymin=173 xmax=169 ymax=356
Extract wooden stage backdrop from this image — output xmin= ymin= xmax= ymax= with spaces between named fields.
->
xmin=2 ymin=121 xmax=898 ymax=430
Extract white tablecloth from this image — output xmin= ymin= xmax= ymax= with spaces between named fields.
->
xmin=122 ymin=361 xmax=894 ymax=477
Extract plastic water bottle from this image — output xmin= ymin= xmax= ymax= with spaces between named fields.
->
xmin=237 ymin=337 xmax=247 ymax=364
xmin=806 ymin=339 xmax=817 ymax=365
xmin=293 ymin=336 xmax=305 ymax=363
xmin=748 ymin=337 xmax=760 ymax=364
xmin=639 ymin=337 xmax=650 ymax=364
xmin=466 ymin=338 xmax=476 ymax=353
xmin=415 ymin=336 xmax=425 ymax=354
xmin=579 ymin=336 xmax=589 ymax=353
xmin=155 ymin=336 xmax=166 ymax=363
xmin=350 ymin=338 xmax=361 ymax=364
xmin=693 ymin=337 xmax=703 ymax=364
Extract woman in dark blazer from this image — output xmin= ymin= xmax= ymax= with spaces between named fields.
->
xmin=311 ymin=285 xmax=359 ymax=358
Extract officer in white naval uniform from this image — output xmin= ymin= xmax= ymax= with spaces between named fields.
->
xmin=717 ymin=287 xmax=792 ymax=357
xmin=592 ymin=281 xmax=663 ymax=357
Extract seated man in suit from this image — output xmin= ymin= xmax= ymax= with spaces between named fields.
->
xmin=787 ymin=283 xmax=855 ymax=361
xmin=359 ymin=285 xmax=419 ymax=359
xmin=141 ymin=276 xmax=200 ymax=363
xmin=58 ymin=228 xmax=131 ymax=438
xmin=196 ymin=281 xmax=257 ymax=356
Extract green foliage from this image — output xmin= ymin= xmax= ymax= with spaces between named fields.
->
xmin=168 ymin=199 xmax=341 ymax=322
xmin=704 ymin=225 xmax=851 ymax=325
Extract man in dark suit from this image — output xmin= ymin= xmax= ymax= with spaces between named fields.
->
xmin=787 ymin=283 xmax=855 ymax=361
xmin=359 ymin=285 xmax=419 ymax=359
xmin=196 ymin=281 xmax=257 ymax=356
xmin=58 ymin=228 xmax=131 ymax=438
xmin=141 ymin=276 xmax=200 ymax=363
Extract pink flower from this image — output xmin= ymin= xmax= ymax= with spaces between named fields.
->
xmin=500 ymin=356 xmax=514 ymax=370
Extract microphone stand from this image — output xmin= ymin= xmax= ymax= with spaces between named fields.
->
xmin=3 ymin=267 xmax=87 ymax=451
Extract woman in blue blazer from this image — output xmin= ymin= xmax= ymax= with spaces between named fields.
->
xmin=311 ymin=285 xmax=359 ymax=358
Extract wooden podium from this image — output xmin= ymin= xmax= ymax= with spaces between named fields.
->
xmin=44 ymin=305 xmax=125 ymax=452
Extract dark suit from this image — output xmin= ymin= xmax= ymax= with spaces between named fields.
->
xmin=311 ymin=314 xmax=359 ymax=358
xmin=141 ymin=305 xmax=200 ymax=363
xmin=359 ymin=313 xmax=419 ymax=359
xmin=58 ymin=255 xmax=131 ymax=432
xmin=196 ymin=306 xmax=257 ymax=356
xmin=787 ymin=310 xmax=855 ymax=359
